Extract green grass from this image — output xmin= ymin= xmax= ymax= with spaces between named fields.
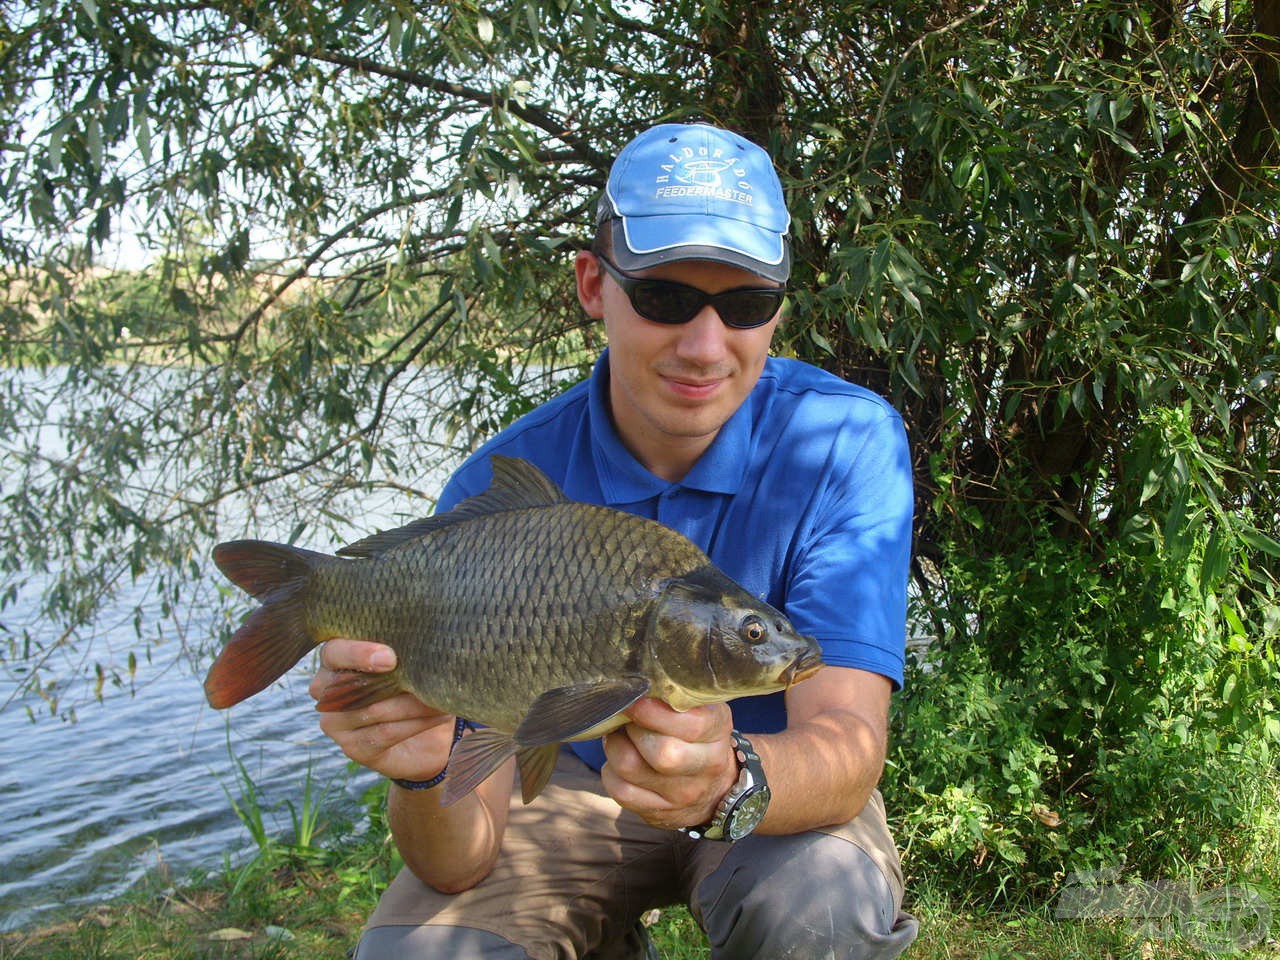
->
xmin=2 ymin=776 xmax=1276 ymax=960
xmin=903 ymin=875 xmax=1278 ymax=960
xmin=5 ymin=861 xmax=1276 ymax=960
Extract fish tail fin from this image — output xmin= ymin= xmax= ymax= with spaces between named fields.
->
xmin=205 ymin=540 xmax=325 ymax=709
xmin=212 ymin=539 xmax=328 ymax=598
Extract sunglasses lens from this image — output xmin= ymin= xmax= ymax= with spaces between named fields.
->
xmin=632 ymin=282 xmax=704 ymax=324
xmin=600 ymin=257 xmax=783 ymax=328
xmin=716 ymin=291 xmax=784 ymax=328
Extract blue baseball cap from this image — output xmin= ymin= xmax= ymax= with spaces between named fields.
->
xmin=597 ymin=123 xmax=791 ymax=283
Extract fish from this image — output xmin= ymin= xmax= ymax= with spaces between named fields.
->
xmin=204 ymin=455 xmax=823 ymax=805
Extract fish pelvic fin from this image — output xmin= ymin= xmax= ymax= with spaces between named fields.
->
xmin=336 ymin=456 xmax=568 ymax=558
xmin=205 ymin=541 xmax=325 ymax=709
xmin=313 ymin=669 xmax=407 ymax=712
xmin=441 ymin=729 xmax=518 ymax=806
xmin=439 ymin=675 xmax=652 ymax=807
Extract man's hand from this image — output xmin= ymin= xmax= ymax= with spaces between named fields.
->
xmin=601 ymin=698 xmax=739 ymax=831
xmin=308 ymin=639 xmax=455 ymax=782
xmin=311 ymin=640 xmax=514 ymax=894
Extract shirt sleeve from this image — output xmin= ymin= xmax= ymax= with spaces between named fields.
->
xmin=781 ymin=409 xmax=914 ymax=689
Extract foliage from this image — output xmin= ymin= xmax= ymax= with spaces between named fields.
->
xmin=891 ymin=404 xmax=1280 ymax=885
xmin=1 ymin=0 xmax=1278 ymax=897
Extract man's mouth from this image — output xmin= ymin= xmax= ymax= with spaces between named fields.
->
xmin=664 ymin=377 xmax=722 ymax=399
xmin=658 ymin=368 xmax=731 ymax=400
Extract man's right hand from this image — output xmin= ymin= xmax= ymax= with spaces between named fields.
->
xmin=309 ymin=638 xmax=456 ymax=783
xmin=313 ymin=640 xmax=512 ymax=893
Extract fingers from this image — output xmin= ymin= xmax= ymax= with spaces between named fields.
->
xmin=308 ymin=639 xmax=453 ymax=781
xmin=318 ymin=638 xmax=397 ymax=673
xmin=315 ymin=690 xmax=456 ymax=781
xmin=316 ymin=689 xmax=445 ymax=730
xmin=623 ymin=698 xmax=730 ymax=749
xmin=317 ymin=694 xmax=445 ymax=763
xmin=599 ymin=757 xmax=674 ymax=818
xmin=602 ymin=700 xmax=737 ymax=829
xmin=319 ymin=713 xmax=436 ymax=765
xmin=307 ymin=639 xmax=398 ymax=702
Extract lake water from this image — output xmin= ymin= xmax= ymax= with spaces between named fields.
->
xmin=0 ymin=639 xmax=379 ymax=931
xmin=0 ymin=364 xmax=476 ymax=931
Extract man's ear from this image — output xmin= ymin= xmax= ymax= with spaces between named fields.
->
xmin=575 ymin=250 xmax=605 ymax=319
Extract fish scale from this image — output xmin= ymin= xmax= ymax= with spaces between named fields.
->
xmin=204 ymin=455 xmax=823 ymax=804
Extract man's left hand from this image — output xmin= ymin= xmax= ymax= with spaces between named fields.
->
xmin=601 ymin=698 xmax=739 ymax=831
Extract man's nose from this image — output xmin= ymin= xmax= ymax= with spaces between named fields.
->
xmin=672 ymin=305 xmax=730 ymax=363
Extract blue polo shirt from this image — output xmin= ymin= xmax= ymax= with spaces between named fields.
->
xmin=436 ymin=351 xmax=913 ymax=771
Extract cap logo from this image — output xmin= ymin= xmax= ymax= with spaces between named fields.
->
xmin=603 ymin=123 xmax=790 ymax=280
xmin=655 ymin=146 xmax=753 ymax=207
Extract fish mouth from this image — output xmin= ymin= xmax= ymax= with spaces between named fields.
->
xmin=778 ymin=646 xmax=825 ymax=689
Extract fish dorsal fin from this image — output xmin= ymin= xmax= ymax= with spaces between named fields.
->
xmin=338 ymin=456 xmax=568 ymax=558
xmin=475 ymin=455 xmax=569 ymax=510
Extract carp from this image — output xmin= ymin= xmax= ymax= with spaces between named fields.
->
xmin=205 ymin=455 xmax=822 ymax=804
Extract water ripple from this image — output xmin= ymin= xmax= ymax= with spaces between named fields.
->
xmin=0 ymin=654 xmax=378 ymax=932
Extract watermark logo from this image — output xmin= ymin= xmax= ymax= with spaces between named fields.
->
xmin=1054 ymin=865 xmax=1273 ymax=954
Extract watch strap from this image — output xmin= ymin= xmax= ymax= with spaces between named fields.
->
xmin=681 ymin=731 xmax=769 ymax=842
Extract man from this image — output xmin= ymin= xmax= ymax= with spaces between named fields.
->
xmin=312 ymin=122 xmax=919 ymax=960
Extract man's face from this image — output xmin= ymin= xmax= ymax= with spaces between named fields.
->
xmin=577 ymin=253 xmax=781 ymax=479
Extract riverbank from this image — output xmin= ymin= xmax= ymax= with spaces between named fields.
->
xmin=3 ymin=823 xmax=1275 ymax=960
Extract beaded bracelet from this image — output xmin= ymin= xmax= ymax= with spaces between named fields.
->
xmin=390 ymin=716 xmax=473 ymax=791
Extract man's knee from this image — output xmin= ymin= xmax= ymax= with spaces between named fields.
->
xmin=354 ymin=923 xmax=532 ymax=960
xmin=693 ymin=832 xmax=918 ymax=960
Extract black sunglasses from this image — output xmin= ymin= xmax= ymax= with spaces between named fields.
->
xmin=595 ymin=255 xmax=785 ymax=329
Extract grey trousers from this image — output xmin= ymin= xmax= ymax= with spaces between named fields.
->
xmin=355 ymin=752 xmax=918 ymax=960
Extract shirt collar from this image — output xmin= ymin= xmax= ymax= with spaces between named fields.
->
xmin=587 ymin=350 xmax=754 ymax=505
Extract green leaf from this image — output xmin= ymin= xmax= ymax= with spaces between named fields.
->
xmin=387 ymin=11 xmax=403 ymax=52
xmin=444 ymin=193 xmax=464 ymax=234
xmin=135 ymin=112 xmax=152 ymax=165
xmin=886 ymin=260 xmax=922 ymax=315
xmin=1199 ymin=531 xmax=1230 ymax=590
xmin=1240 ymin=528 xmax=1280 ymax=559
xmin=1222 ymin=605 xmax=1246 ymax=638
xmin=869 ymin=240 xmax=892 ymax=285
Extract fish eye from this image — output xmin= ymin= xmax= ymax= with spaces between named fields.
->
xmin=740 ymin=615 xmax=767 ymax=644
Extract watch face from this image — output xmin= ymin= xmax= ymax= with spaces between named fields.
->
xmin=727 ymin=785 xmax=771 ymax=841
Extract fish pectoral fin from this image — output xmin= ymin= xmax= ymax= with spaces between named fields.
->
xmin=515 ymin=676 xmax=651 ymax=747
xmin=313 ymin=669 xmax=406 ymax=712
xmin=516 ymin=744 xmax=560 ymax=804
xmin=443 ymin=674 xmax=649 ymax=808
xmin=441 ymin=729 xmax=517 ymax=806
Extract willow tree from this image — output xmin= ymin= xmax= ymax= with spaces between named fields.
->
xmin=2 ymin=0 xmax=1277 ymax=890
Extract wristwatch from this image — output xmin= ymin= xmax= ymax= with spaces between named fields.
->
xmin=681 ymin=731 xmax=770 ymax=842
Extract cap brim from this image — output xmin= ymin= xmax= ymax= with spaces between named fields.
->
xmin=606 ymin=216 xmax=790 ymax=284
